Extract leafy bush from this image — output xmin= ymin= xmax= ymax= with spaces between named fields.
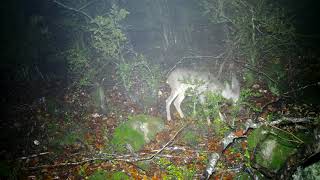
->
xmin=66 ymin=5 xmax=129 ymax=87
xmin=116 ymin=55 xmax=162 ymax=110
xmin=66 ymin=47 xmax=92 ymax=86
xmin=89 ymin=5 xmax=129 ymax=59
xmin=201 ymin=0 xmax=296 ymax=93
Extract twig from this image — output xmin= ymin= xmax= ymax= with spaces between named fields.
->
xmin=24 ymin=157 xmax=110 ymax=170
xmin=19 ymin=152 xmax=50 ymax=160
xmin=253 ymin=81 xmax=319 ymax=122
xmin=268 ymin=125 xmax=304 ymax=144
xmin=283 ymin=82 xmax=320 ymax=97
xmin=137 ymin=124 xmax=187 ymax=161
xmin=233 ymin=60 xmax=276 ymax=83
xmin=78 ymin=0 xmax=100 ymax=11
xmin=52 ymin=0 xmax=94 ymax=22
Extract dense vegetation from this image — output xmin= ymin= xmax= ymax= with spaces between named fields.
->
xmin=1 ymin=0 xmax=319 ymax=179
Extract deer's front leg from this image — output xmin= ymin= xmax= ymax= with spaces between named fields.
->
xmin=173 ymin=91 xmax=186 ymax=119
xmin=166 ymin=90 xmax=179 ymax=121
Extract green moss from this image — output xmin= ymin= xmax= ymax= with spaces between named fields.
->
xmin=88 ymin=169 xmax=108 ymax=180
xmin=157 ymin=158 xmax=196 ymax=180
xmin=110 ymin=171 xmax=130 ymax=180
xmin=257 ymin=139 xmax=296 ymax=171
xmin=110 ymin=114 xmax=164 ymax=153
xmin=110 ymin=123 xmax=145 ymax=153
xmin=248 ymin=126 xmax=300 ymax=172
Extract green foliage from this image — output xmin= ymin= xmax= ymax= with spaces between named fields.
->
xmin=65 ymin=5 xmax=129 ymax=87
xmin=157 ymin=158 xmax=196 ymax=180
xmin=212 ymin=117 xmax=230 ymax=137
xmin=65 ymin=46 xmax=93 ymax=86
xmin=89 ymin=5 xmax=129 ymax=59
xmin=204 ymin=92 xmax=224 ymax=118
xmin=201 ymin=0 xmax=296 ymax=93
xmin=116 ymin=55 xmax=162 ymax=110
xmin=201 ymin=0 xmax=295 ymax=64
xmin=266 ymin=112 xmax=280 ymax=122
xmin=239 ymin=88 xmax=262 ymax=102
xmin=78 ymin=163 xmax=89 ymax=177
xmin=182 ymin=86 xmax=224 ymax=121
xmin=181 ymin=130 xmax=200 ymax=147
xmin=237 ymin=88 xmax=261 ymax=112
xmin=243 ymin=71 xmax=255 ymax=87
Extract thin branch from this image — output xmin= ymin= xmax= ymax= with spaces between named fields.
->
xmin=24 ymin=157 xmax=111 ymax=170
xmin=268 ymin=125 xmax=304 ymax=144
xmin=283 ymin=82 xmax=320 ymax=97
xmin=137 ymin=124 xmax=187 ymax=161
xmin=234 ymin=60 xmax=277 ymax=83
xmin=52 ymin=0 xmax=94 ymax=22
xmin=253 ymin=82 xmax=319 ymax=122
xmin=19 ymin=152 xmax=50 ymax=160
xmin=24 ymin=125 xmax=187 ymax=170
xmin=78 ymin=0 xmax=100 ymax=11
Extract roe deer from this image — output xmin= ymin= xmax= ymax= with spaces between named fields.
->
xmin=165 ymin=67 xmax=240 ymax=121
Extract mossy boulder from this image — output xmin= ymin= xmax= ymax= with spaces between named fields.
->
xmin=110 ymin=114 xmax=164 ymax=152
xmin=247 ymin=126 xmax=300 ymax=172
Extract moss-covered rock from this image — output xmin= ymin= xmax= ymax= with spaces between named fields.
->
xmin=110 ymin=114 xmax=164 ymax=152
xmin=247 ymin=126 xmax=300 ymax=172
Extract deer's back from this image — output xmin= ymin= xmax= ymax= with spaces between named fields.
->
xmin=167 ymin=68 xmax=212 ymax=90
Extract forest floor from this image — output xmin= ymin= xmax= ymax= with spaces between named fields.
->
xmin=1 ymin=76 xmax=319 ymax=179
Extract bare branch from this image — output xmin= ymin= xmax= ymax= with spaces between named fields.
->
xmin=78 ymin=0 xmax=100 ymax=11
xmin=137 ymin=124 xmax=187 ymax=161
xmin=52 ymin=0 xmax=94 ymax=22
